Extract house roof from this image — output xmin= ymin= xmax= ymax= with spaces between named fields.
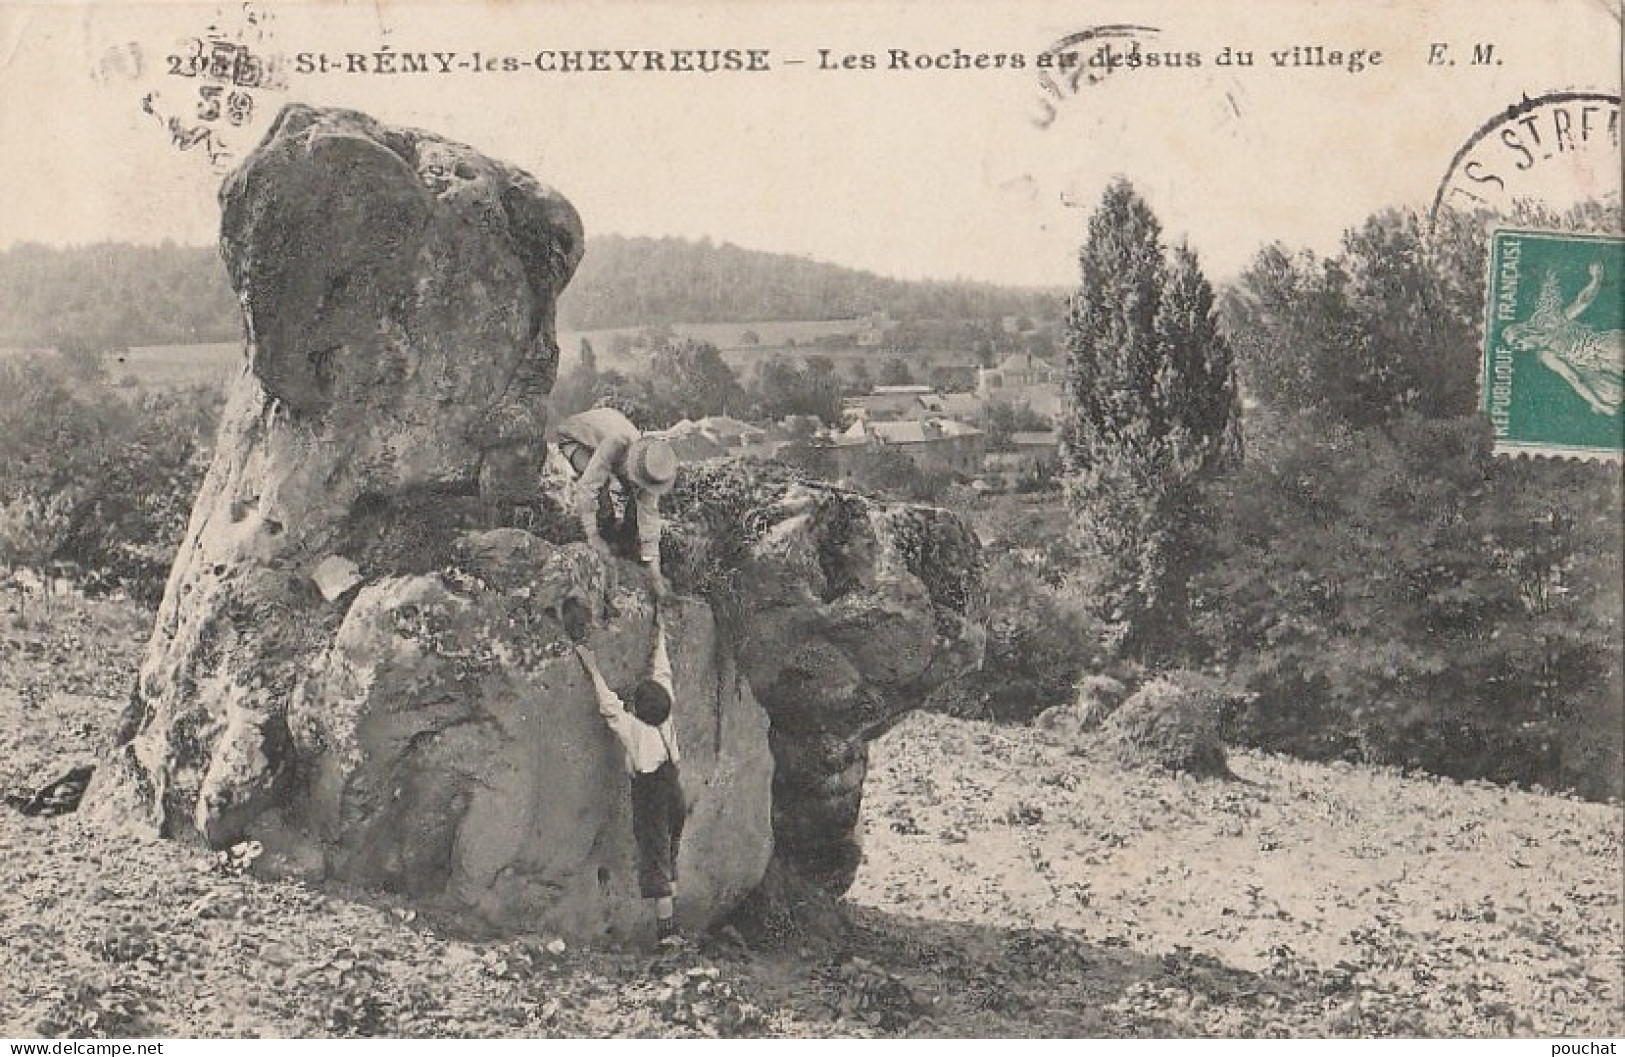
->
xmin=994 ymin=352 xmax=1054 ymax=375
xmin=1011 ymin=431 xmax=1059 ymax=447
xmin=936 ymin=393 xmax=983 ymax=415
xmin=869 ymin=384 xmax=936 ymax=396
xmin=865 ymin=418 xmax=983 ymax=444
xmin=665 ymin=432 xmax=727 ymax=462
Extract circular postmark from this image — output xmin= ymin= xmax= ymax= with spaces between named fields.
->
xmin=1431 ymin=91 xmax=1621 ymax=220
xmin=136 ymin=2 xmax=289 ymax=170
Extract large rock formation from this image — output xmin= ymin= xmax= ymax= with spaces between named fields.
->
xmin=662 ymin=461 xmax=984 ymax=897
xmin=87 ymin=105 xmax=983 ymax=942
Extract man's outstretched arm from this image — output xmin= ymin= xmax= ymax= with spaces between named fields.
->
xmin=573 ymin=435 xmax=631 ymax=553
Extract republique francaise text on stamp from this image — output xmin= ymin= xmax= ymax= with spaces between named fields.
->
xmin=1482 ymin=228 xmax=1624 ymax=461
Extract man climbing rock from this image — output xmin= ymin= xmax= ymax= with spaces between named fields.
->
xmin=555 ymin=406 xmax=678 ymax=600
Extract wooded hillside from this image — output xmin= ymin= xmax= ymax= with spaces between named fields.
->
xmin=0 ymin=237 xmax=1062 ymax=351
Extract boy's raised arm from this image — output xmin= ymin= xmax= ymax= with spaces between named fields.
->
xmin=649 ymin=610 xmax=673 ymax=697
xmin=575 ymin=644 xmax=627 ymax=723
xmin=648 ymin=608 xmax=680 ymax=764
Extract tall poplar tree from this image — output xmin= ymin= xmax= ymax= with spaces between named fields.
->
xmin=1063 ymin=180 xmax=1237 ymax=657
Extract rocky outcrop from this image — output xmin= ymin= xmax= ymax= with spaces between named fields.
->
xmin=1073 ymin=674 xmax=1131 ymax=730
xmin=662 ymin=461 xmax=984 ymax=896
xmin=86 ymin=105 xmax=983 ymax=942
xmin=1035 ymin=673 xmax=1131 ymax=738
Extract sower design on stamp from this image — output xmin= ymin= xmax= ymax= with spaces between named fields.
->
xmin=1482 ymin=228 xmax=1624 ymax=460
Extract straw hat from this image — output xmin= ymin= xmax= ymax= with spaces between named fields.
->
xmin=625 ymin=436 xmax=678 ymax=493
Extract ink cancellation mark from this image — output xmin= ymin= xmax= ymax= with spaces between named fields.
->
xmin=1432 ymin=91 xmax=1622 ymax=219
xmin=1481 ymin=228 xmax=1624 ymax=461
xmin=1032 ymin=24 xmax=1166 ymax=129
xmin=142 ymin=3 xmax=287 ymax=169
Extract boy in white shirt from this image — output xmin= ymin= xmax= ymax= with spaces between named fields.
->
xmin=573 ymin=605 xmax=687 ymax=943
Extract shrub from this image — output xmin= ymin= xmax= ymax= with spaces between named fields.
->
xmin=1193 ymin=411 xmax=1623 ymax=800
xmin=0 ymin=355 xmax=220 ymax=607
xmin=935 ymin=554 xmax=1107 ymax=723
xmin=1099 ymin=670 xmax=1233 ymax=779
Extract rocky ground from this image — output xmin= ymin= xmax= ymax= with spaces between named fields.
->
xmin=2 ymin=591 xmax=1621 ymax=1038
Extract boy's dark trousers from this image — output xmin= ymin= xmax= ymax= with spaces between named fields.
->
xmin=630 ymin=759 xmax=686 ymax=900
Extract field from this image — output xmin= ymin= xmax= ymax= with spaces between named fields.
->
xmin=1 ymin=591 xmax=1620 ymax=1038
xmin=108 ymin=344 xmax=238 ymax=390
xmin=715 ymin=345 xmax=974 ymax=379
xmin=558 ymin=322 xmax=978 ymax=382
xmin=0 ymin=344 xmax=239 ymax=392
xmin=558 ymin=320 xmax=860 ymax=361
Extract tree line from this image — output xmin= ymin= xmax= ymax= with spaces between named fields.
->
xmin=551 ymin=337 xmax=846 ymax=428
xmin=0 ymin=243 xmax=241 ymax=351
xmin=0 ymin=236 xmax=1063 ymax=352
xmin=560 ymin=235 xmax=1062 ymax=329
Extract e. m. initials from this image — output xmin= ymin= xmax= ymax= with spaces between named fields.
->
xmin=1425 ymin=42 xmax=1502 ymax=67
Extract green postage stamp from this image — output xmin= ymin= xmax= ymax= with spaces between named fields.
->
xmin=1482 ymin=228 xmax=1624 ymax=460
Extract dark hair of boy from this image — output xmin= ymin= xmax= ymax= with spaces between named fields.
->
xmin=631 ymin=678 xmax=673 ymax=726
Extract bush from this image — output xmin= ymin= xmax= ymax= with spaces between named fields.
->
xmin=935 ymin=554 xmax=1107 ymax=723
xmin=1193 ymin=411 xmax=1623 ymax=801
xmin=1099 ymin=670 xmax=1233 ymax=779
xmin=1202 ymin=199 xmax=1622 ymax=802
xmin=0 ymin=354 xmax=219 ymax=607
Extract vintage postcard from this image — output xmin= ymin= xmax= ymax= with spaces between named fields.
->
xmin=0 ymin=0 xmax=1621 ymax=1042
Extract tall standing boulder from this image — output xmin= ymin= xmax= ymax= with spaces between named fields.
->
xmin=86 ymin=104 xmax=984 ymax=943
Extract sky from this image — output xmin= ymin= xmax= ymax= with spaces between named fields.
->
xmin=0 ymin=0 xmax=1620 ymax=287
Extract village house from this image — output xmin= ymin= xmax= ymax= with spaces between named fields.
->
xmin=841 ymin=383 xmax=937 ymax=423
xmin=976 ymin=352 xmax=1062 ymax=419
xmin=918 ymin=390 xmax=984 ymax=423
xmin=994 ymin=429 xmax=1061 ymax=472
xmin=827 ymin=416 xmax=986 ymax=477
xmin=981 ymin=429 xmax=1061 ymax=490
xmin=662 ymin=415 xmax=774 ymax=463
